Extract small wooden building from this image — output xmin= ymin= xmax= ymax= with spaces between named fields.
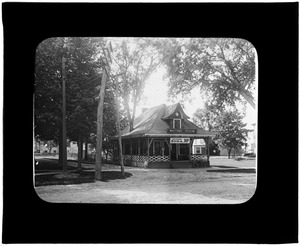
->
xmin=111 ymin=103 xmax=214 ymax=168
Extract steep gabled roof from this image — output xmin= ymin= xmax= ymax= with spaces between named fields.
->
xmin=162 ymin=103 xmax=190 ymax=119
xmin=120 ymin=104 xmax=165 ymax=137
xmin=115 ymin=103 xmax=214 ymax=139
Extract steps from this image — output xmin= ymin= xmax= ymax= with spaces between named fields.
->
xmin=147 ymin=162 xmax=171 ymax=169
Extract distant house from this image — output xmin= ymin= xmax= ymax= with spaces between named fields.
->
xmin=192 ymin=139 xmax=207 ymax=155
xmin=245 ymin=123 xmax=256 ymax=154
xmin=111 ymin=103 xmax=214 ymax=168
xmin=34 ymin=139 xmax=91 ymax=157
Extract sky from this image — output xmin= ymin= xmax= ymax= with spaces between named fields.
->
xmin=136 ymin=66 xmax=257 ymax=130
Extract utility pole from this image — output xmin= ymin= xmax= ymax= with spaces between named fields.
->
xmin=61 ymin=56 xmax=67 ymax=172
xmin=95 ymin=44 xmax=112 ymax=180
xmin=95 ymin=70 xmax=107 ymax=180
xmin=115 ymin=90 xmax=125 ymax=177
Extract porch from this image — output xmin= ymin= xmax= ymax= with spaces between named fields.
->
xmin=112 ymin=136 xmax=211 ymax=168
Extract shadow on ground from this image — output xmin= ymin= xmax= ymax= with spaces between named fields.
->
xmin=97 ymin=171 xmax=133 ymax=182
xmin=35 ymin=171 xmax=133 ymax=186
xmin=207 ymin=168 xmax=256 ymax=173
xmin=211 ymin=165 xmax=237 ymax=169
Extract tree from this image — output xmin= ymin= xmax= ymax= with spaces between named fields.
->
xmin=35 ymin=37 xmax=109 ymax=171
xmin=161 ymin=38 xmax=256 ymax=110
xmin=192 ymin=101 xmax=220 ymax=132
xmin=35 ymin=38 xmax=66 ymax=143
xmin=110 ymin=38 xmax=161 ymax=132
xmin=213 ymin=110 xmax=249 ymax=158
xmin=44 ymin=140 xmax=57 ymax=154
xmin=192 ymin=102 xmax=221 ymax=156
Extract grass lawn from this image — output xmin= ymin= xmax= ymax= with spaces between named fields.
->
xmin=34 ymin=159 xmax=131 ymax=186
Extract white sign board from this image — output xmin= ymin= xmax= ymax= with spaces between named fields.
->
xmin=170 ymin=138 xmax=190 ymax=144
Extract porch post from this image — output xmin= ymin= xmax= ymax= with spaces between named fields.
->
xmin=169 ymin=139 xmax=171 ymax=162
xmin=138 ymin=139 xmax=141 ymax=156
xmin=130 ymin=139 xmax=132 ymax=160
xmin=147 ymin=138 xmax=150 ymax=157
xmin=189 ymin=138 xmax=193 ymax=161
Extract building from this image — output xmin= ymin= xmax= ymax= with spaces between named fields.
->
xmin=111 ymin=103 xmax=214 ymax=168
xmin=192 ymin=139 xmax=207 ymax=155
xmin=34 ymin=139 xmax=91 ymax=158
xmin=245 ymin=123 xmax=256 ymax=154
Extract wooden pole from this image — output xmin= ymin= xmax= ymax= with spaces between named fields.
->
xmin=95 ymin=70 xmax=107 ymax=180
xmin=61 ymin=56 xmax=67 ymax=172
xmin=115 ymin=92 xmax=125 ymax=177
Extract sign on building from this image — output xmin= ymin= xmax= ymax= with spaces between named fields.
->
xmin=170 ymin=138 xmax=190 ymax=144
xmin=167 ymin=129 xmax=197 ymax=134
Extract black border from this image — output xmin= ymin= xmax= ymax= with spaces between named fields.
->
xmin=2 ymin=2 xmax=298 ymax=243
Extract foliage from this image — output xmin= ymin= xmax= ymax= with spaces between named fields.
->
xmin=192 ymin=101 xmax=221 ymax=132
xmin=108 ymin=38 xmax=162 ymax=131
xmin=34 ymin=37 xmax=118 ymax=147
xmin=34 ymin=38 xmax=65 ymax=142
xmin=160 ymin=38 xmax=256 ymax=109
xmin=213 ymin=110 xmax=249 ymax=158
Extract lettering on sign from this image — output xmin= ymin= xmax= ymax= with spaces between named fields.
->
xmin=167 ymin=129 xmax=197 ymax=134
xmin=170 ymin=138 xmax=190 ymax=144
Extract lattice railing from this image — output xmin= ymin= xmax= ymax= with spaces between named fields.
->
xmin=148 ymin=155 xmax=169 ymax=162
xmin=189 ymin=154 xmax=207 ymax=162
xmin=132 ymin=155 xmax=148 ymax=162
xmin=122 ymin=155 xmax=169 ymax=163
xmin=123 ymin=155 xmax=148 ymax=162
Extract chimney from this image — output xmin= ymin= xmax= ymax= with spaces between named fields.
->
xmin=142 ymin=108 xmax=148 ymax=113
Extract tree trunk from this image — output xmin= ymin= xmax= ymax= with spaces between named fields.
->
xmin=227 ymin=148 xmax=232 ymax=159
xmin=61 ymin=56 xmax=67 ymax=172
xmin=124 ymin=98 xmax=133 ymax=132
xmin=77 ymin=136 xmax=82 ymax=171
xmin=131 ymin=96 xmax=138 ymax=132
xmin=59 ymin=123 xmax=63 ymax=167
xmin=95 ymin=70 xmax=107 ymax=180
xmin=239 ymin=90 xmax=255 ymax=109
xmin=115 ymin=93 xmax=125 ymax=177
xmin=84 ymin=142 xmax=88 ymax=160
xmin=105 ymin=151 xmax=108 ymax=162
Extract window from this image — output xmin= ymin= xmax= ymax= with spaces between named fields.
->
xmin=175 ymin=111 xmax=180 ymax=118
xmin=195 ymin=146 xmax=201 ymax=154
xmin=173 ymin=119 xmax=181 ymax=129
xmin=163 ymin=141 xmax=169 ymax=156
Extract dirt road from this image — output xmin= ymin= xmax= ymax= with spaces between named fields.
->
xmin=35 ymin=157 xmax=256 ymax=204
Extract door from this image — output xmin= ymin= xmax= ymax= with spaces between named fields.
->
xmin=171 ymin=144 xmax=189 ymax=161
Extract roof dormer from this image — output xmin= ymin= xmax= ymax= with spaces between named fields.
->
xmin=162 ymin=103 xmax=190 ymax=120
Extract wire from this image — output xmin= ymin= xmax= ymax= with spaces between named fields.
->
xmin=78 ymin=75 xmax=102 ymax=89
